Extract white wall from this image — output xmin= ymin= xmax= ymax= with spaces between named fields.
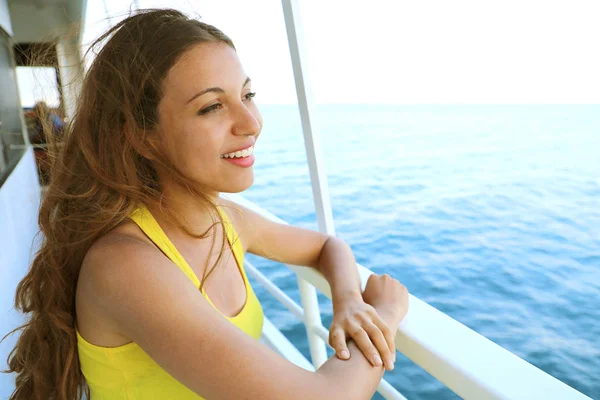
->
xmin=0 ymin=148 xmax=41 ymax=398
xmin=0 ymin=0 xmax=12 ymax=36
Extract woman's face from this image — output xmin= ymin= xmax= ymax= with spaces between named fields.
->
xmin=155 ymin=42 xmax=262 ymax=194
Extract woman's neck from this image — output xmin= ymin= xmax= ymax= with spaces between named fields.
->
xmin=148 ymin=180 xmax=220 ymax=239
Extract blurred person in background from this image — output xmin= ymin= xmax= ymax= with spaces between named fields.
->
xmin=25 ymin=101 xmax=64 ymax=183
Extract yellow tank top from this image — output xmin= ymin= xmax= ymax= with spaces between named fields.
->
xmin=76 ymin=205 xmax=264 ymax=399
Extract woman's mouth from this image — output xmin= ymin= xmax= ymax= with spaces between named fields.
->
xmin=221 ymin=145 xmax=254 ymax=159
xmin=221 ymin=145 xmax=255 ymax=168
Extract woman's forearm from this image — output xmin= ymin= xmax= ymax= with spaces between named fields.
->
xmin=317 ymin=237 xmax=362 ymax=304
xmin=316 ymin=340 xmax=387 ymax=400
xmin=315 ymin=308 xmax=399 ymax=400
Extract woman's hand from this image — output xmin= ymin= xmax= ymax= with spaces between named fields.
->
xmin=362 ymin=273 xmax=409 ymax=330
xmin=329 ymin=293 xmax=397 ymax=371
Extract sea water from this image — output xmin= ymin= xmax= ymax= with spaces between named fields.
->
xmin=243 ymin=104 xmax=600 ymax=399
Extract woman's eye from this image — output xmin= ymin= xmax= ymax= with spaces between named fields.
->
xmin=197 ymin=93 xmax=256 ymax=116
xmin=198 ymin=103 xmax=222 ymax=115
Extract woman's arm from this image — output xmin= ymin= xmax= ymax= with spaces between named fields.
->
xmin=82 ymin=235 xmax=400 ymax=400
xmin=222 ymin=199 xmax=397 ymax=370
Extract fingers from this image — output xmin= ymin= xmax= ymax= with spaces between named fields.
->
xmin=348 ymin=322 xmax=395 ymax=371
xmin=369 ymin=309 xmax=396 ymax=358
xmin=329 ymin=328 xmax=349 ymax=360
xmin=362 ymin=322 xmax=395 ymax=371
xmin=349 ymin=325 xmax=381 ymax=367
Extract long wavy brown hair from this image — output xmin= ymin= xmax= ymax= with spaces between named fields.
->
xmin=1 ymin=8 xmax=237 ymax=399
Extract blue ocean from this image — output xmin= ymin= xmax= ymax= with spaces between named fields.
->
xmin=242 ymin=104 xmax=600 ymax=399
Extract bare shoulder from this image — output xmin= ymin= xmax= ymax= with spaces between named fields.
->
xmin=75 ymin=220 xmax=164 ymax=346
xmin=79 ymin=220 xmax=158 ymax=290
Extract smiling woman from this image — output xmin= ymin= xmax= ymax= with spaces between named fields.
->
xmin=152 ymin=40 xmax=262 ymax=195
xmin=1 ymin=8 xmax=409 ymax=400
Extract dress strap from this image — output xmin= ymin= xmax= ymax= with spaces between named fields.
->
xmin=216 ymin=206 xmax=247 ymax=281
xmin=129 ymin=206 xmax=201 ymax=288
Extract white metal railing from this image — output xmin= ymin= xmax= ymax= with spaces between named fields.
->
xmin=281 ymin=0 xmax=333 ymax=370
xmin=225 ymin=193 xmax=591 ymax=400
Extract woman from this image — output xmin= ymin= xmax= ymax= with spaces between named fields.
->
xmin=3 ymin=9 xmax=409 ymax=400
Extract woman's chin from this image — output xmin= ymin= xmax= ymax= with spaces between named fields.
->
xmin=220 ymin=173 xmax=254 ymax=194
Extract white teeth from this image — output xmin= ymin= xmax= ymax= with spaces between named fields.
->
xmin=222 ymin=145 xmax=254 ymax=159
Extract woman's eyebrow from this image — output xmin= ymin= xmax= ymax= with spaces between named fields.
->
xmin=185 ymin=77 xmax=251 ymax=104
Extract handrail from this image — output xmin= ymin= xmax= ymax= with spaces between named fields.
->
xmin=224 ymin=193 xmax=591 ymax=400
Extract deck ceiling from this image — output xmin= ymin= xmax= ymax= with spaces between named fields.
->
xmin=7 ymin=0 xmax=86 ymax=43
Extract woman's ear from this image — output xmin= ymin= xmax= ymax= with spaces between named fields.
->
xmin=124 ymin=120 xmax=159 ymax=161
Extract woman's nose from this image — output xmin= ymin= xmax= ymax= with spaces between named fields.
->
xmin=232 ymin=104 xmax=261 ymax=136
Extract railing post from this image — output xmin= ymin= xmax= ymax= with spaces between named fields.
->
xmin=296 ymin=278 xmax=327 ymax=367
xmin=280 ymin=0 xmax=335 ymax=368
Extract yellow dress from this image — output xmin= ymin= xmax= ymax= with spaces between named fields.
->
xmin=76 ymin=205 xmax=264 ymax=399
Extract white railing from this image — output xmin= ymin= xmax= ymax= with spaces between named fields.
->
xmin=224 ymin=193 xmax=591 ymax=400
xmin=281 ymin=0 xmax=334 ymax=370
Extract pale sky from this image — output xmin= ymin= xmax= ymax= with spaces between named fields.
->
xmin=82 ymin=0 xmax=600 ymax=104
